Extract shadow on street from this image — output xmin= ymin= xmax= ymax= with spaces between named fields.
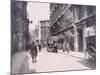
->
xmin=19 ymin=54 xmax=36 ymax=74
xmin=77 ymin=59 xmax=96 ymax=69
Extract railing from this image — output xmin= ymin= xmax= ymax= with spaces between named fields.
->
xmin=50 ymin=5 xmax=66 ymax=25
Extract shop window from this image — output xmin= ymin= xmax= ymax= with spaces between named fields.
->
xmin=86 ymin=15 xmax=96 ymax=27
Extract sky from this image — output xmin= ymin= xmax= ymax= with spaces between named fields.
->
xmin=27 ymin=2 xmax=50 ymax=32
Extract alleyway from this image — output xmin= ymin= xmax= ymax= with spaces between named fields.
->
xmin=11 ymin=48 xmax=96 ymax=74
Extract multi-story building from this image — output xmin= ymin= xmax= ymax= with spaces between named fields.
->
xmin=11 ymin=1 xmax=30 ymax=55
xmin=40 ymin=20 xmax=50 ymax=47
xmin=34 ymin=25 xmax=39 ymax=41
xmin=50 ymin=3 xmax=96 ymax=53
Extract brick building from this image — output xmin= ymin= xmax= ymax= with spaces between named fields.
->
xmin=40 ymin=20 xmax=50 ymax=47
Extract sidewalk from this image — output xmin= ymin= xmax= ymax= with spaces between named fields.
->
xmin=11 ymin=48 xmax=96 ymax=74
xmin=11 ymin=51 xmax=29 ymax=74
xmin=58 ymin=50 xmax=85 ymax=59
xmin=58 ymin=50 xmax=96 ymax=69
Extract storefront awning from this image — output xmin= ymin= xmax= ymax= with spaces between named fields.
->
xmin=65 ymin=31 xmax=74 ymax=37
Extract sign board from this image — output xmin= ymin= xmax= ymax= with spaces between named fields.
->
xmin=85 ymin=26 xmax=96 ymax=37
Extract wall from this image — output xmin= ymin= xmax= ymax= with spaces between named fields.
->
xmin=11 ymin=1 xmax=30 ymax=55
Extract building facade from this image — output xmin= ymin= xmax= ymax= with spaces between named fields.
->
xmin=40 ymin=20 xmax=50 ymax=47
xmin=33 ymin=25 xmax=39 ymax=41
xmin=69 ymin=5 xmax=96 ymax=52
xmin=50 ymin=3 xmax=96 ymax=53
xmin=11 ymin=1 xmax=30 ymax=55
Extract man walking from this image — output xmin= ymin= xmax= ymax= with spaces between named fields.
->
xmin=30 ymin=42 xmax=38 ymax=63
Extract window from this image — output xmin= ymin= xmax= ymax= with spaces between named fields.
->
xmin=87 ymin=6 xmax=96 ymax=16
xmin=78 ymin=6 xmax=84 ymax=20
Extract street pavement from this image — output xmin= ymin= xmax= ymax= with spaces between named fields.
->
xmin=11 ymin=48 xmax=96 ymax=74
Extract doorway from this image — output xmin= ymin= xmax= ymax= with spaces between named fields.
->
xmin=77 ymin=28 xmax=83 ymax=52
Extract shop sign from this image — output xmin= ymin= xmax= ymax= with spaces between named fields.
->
xmin=86 ymin=26 xmax=96 ymax=37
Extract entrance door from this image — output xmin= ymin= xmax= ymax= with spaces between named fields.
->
xmin=77 ymin=28 xmax=83 ymax=52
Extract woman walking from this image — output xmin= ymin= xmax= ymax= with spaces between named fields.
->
xmin=63 ymin=41 xmax=70 ymax=54
xmin=66 ymin=43 xmax=70 ymax=54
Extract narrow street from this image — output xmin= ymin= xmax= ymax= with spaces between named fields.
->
xmin=11 ymin=2 xmax=96 ymax=75
xmin=12 ymin=48 xmax=95 ymax=74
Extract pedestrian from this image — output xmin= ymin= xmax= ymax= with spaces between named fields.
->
xmin=63 ymin=41 xmax=70 ymax=54
xmin=30 ymin=41 xmax=38 ymax=63
xmin=66 ymin=42 xmax=70 ymax=54
xmin=53 ymin=41 xmax=58 ymax=53
xmin=38 ymin=43 xmax=41 ymax=52
xmin=25 ymin=44 xmax=30 ymax=51
xmin=63 ymin=41 xmax=66 ymax=52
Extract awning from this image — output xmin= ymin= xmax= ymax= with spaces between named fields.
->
xmin=65 ymin=31 xmax=74 ymax=37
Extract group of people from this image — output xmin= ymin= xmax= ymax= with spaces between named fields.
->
xmin=26 ymin=40 xmax=70 ymax=62
xmin=26 ymin=41 xmax=41 ymax=63
xmin=47 ymin=41 xmax=58 ymax=53
xmin=47 ymin=40 xmax=70 ymax=53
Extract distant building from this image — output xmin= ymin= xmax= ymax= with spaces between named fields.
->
xmin=50 ymin=3 xmax=96 ymax=52
xmin=11 ymin=1 xmax=30 ymax=55
xmin=33 ymin=25 xmax=39 ymax=41
xmin=40 ymin=20 xmax=50 ymax=47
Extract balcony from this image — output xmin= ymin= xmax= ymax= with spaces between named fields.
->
xmin=50 ymin=4 xmax=67 ymax=25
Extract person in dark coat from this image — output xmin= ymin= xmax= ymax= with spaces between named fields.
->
xmin=38 ymin=43 xmax=41 ymax=52
xmin=25 ymin=44 xmax=30 ymax=51
xmin=53 ymin=41 xmax=58 ymax=53
xmin=30 ymin=42 xmax=38 ymax=62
